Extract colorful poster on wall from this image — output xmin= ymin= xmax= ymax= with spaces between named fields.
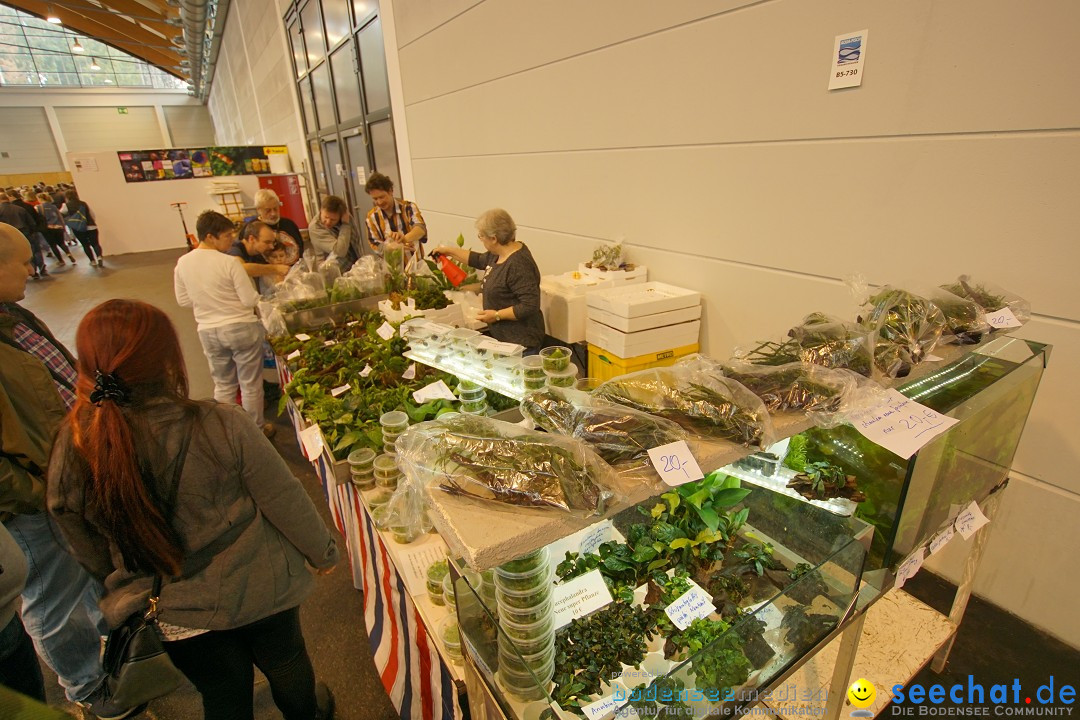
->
xmin=168 ymin=149 xmax=193 ymax=179
xmin=118 ymin=145 xmax=287 ymax=182
xmin=208 ymin=147 xmax=247 ymax=176
xmin=190 ymin=149 xmax=211 ymax=177
xmin=117 ymin=152 xmax=146 ymax=182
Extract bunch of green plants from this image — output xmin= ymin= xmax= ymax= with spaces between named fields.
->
xmin=281 ymin=295 xmax=332 ymax=313
xmin=732 ymin=542 xmax=776 ymax=576
xmin=941 ymin=279 xmax=1006 ymax=313
xmin=859 ymin=288 xmax=946 ymax=377
xmin=742 ymin=313 xmax=874 ymax=378
xmin=667 ymin=617 xmax=752 ymax=698
xmin=551 ymin=602 xmax=656 ymax=711
xmin=720 ymin=363 xmax=846 ymax=414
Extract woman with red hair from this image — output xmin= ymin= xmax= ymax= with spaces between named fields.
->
xmin=46 ymin=299 xmax=338 ymax=720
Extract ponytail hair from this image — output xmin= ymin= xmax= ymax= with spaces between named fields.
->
xmin=69 ymin=299 xmax=194 ymax=576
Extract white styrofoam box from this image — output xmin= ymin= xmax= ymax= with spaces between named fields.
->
xmin=577 ymin=263 xmax=648 ymax=285
xmin=541 ymin=272 xmax=615 ymax=343
xmin=586 ymin=318 xmax=701 ymax=358
xmin=587 ymin=303 xmax=702 ymax=333
xmin=585 ymin=281 xmax=701 ymax=319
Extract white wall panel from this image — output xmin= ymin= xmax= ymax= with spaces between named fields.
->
xmin=163 ymin=105 xmax=216 ymax=146
xmin=392 ymin=0 xmax=483 ymax=49
xmin=404 ymin=0 xmax=1080 ymax=158
xmin=54 ymin=105 xmax=163 ymax=151
xmin=413 ymin=133 xmax=1080 ymax=319
xmin=397 ymin=0 xmax=758 ymax=104
xmin=0 ymin=107 xmax=63 ymax=173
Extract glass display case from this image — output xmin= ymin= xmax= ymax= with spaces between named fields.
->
xmin=450 ymin=483 xmax=871 ymax=719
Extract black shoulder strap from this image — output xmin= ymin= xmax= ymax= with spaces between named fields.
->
xmin=152 ymin=424 xmax=193 ymax=596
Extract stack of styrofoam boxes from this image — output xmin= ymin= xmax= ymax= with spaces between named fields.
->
xmin=585 ymin=282 xmax=702 ymax=381
xmin=540 ymin=265 xmax=647 ymax=344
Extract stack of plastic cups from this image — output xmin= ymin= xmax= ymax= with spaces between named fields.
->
xmin=545 ymin=362 xmax=578 ymax=388
xmin=540 ymin=346 xmax=577 ymax=388
xmin=458 ymin=379 xmax=488 ymax=415
xmin=380 ymin=411 xmax=409 ymax=455
xmin=438 ymin=616 xmax=463 ymax=664
xmin=427 ymin=561 xmax=449 ymax=606
xmin=521 ymin=356 xmax=546 ymax=392
xmin=373 ymin=453 xmax=401 ymax=491
xmin=347 ymin=448 xmax=376 ymax=490
xmin=494 ymin=548 xmax=555 ymax=701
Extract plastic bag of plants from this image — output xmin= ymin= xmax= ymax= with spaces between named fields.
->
xmin=736 ymin=313 xmax=876 ymax=378
xmin=924 ymin=286 xmax=991 ymax=345
xmin=520 ymin=387 xmax=686 ymax=471
xmin=385 ymin=482 xmax=426 ymax=544
xmin=716 ymin=359 xmax=861 ymax=426
xmin=858 ymin=287 xmax=946 ymax=378
xmin=940 ymin=274 xmax=1031 ymax=329
xmin=394 ymin=413 xmax=618 ymax=516
xmin=591 ymin=354 xmax=775 ymax=448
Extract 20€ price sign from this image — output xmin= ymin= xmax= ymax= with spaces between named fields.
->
xmin=647 ymin=441 xmax=705 ymax=487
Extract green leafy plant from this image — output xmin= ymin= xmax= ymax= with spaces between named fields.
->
xmin=666 ymin=618 xmax=752 ymax=698
xmin=732 ymin=542 xmax=776 ymax=576
xmin=786 ymin=460 xmax=866 ymax=502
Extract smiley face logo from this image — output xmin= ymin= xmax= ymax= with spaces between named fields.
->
xmin=847 ymin=678 xmax=876 ymax=715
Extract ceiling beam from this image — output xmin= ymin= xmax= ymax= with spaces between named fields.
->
xmin=72 ymin=0 xmax=179 ymax=37
xmin=4 ymin=0 xmax=184 ymax=74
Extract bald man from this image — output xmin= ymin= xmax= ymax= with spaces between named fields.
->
xmin=0 ymin=225 xmax=141 ymax=718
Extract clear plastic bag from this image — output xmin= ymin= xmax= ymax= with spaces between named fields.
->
xmin=385 ymin=481 xmax=427 ymax=543
xmin=924 ymin=286 xmax=991 ymax=345
xmin=591 ymin=354 xmax=775 ymax=449
xmin=734 ymin=312 xmax=877 ymax=379
xmin=520 ymin=387 xmax=686 ymax=470
xmin=715 ymin=359 xmax=862 ymax=427
xmin=940 ymin=274 xmax=1031 ymax=328
xmin=858 ymin=287 xmax=946 ymax=378
xmin=395 ymin=413 xmax=619 ymax=516
xmin=258 ymin=300 xmax=288 ymax=337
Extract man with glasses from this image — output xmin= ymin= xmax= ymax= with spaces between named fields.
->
xmin=250 ymin=189 xmax=303 ymax=265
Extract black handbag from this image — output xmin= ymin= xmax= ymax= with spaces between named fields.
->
xmin=100 ymin=432 xmax=191 ymax=707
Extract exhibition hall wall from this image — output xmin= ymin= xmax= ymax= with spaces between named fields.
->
xmin=377 ymin=0 xmax=1080 ymax=647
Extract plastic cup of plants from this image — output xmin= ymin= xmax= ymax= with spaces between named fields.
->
xmin=427 ymin=560 xmax=449 ymax=604
xmin=539 ymin=346 xmax=572 ymax=373
xmin=373 ymin=453 xmax=398 ymax=474
xmin=458 ymin=379 xmax=482 ymax=392
xmin=382 ymin=443 xmax=399 ymax=456
xmin=494 ymin=567 xmax=553 ymax=600
xmin=498 ymin=547 xmax=549 ymax=575
xmin=544 ymin=364 xmax=578 ymax=388
xmin=375 ymin=473 xmax=399 ymax=490
xmin=495 ymin=581 xmax=553 ymax=610
xmin=460 ymin=399 xmax=488 ymax=415
xmin=379 ymin=410 xmax=409 ymax=433
xmin=439 ymin=616 xmax=463 ymax=663
xmin=498 ymin=621 xmax=556 ymax=657
xmin=498 ymin=642 xmax=556 ymax=677
xmin=367 ymin=489 xmax=392 ymax=507
xmin=499 ymin=611 xmax=556 ymax=646
xmin=347 ymin=447 xmax=376 ymax=470
xmin=575 ymin=377 xmax=602 ymax=392
xmin=350 ymin=471 xmax=376 ymax=491
xmin=443 ymin=572 xmax=458 ymax=611
xmin=498 ymin=655 xmax=555 ymax=701
xmin=457 ymin=385 xmax=487 ymax=400
xmin=447 ymin=328 xmax=480 ymax=356
xmin=497 ymin=596 xmax=554 ymax=626
xmin=391 ymin=523 xmax=419 ymax=544
xmin=370 ymin=504 xmax=392 ymax=531
xmin=494 ymin=356 xmax=522 ymax=384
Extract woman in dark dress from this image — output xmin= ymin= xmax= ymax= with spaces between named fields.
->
xmin=433 ymin=208 xmax=545 ymax=352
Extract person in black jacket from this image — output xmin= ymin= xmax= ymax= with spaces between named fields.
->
xmin=62 ymin=190 xmax=103 ymax=267
xmin=0 ymin=193 xmax=47 ymax=278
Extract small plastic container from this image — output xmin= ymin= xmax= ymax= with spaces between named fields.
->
xmin=521 ymin=355 xmax=545 ymax=377
xmin=494 ymin=356 xmax=522 ymax=382
xmin=439 ymin=616 xmax=463 ymax=663
xmin=498 ymin=643 xmax=555 ymax=677
xmin=544 ymin=364 xmax=578 ymax=388
xmin=350 ymin=471 xmax=376 ymax=491
xmin=427 ymin=561 xmax=449 ymax=605
xmin=443 ymin=573 xmax=458 ymax=611
xmin=382 ymin=443 xmax=398 ymax=456
xmin=367 ymin=490 xmax=392 ymax=508
xmin=499 ymin=612 xmax=555 ymax=646
xmin=458 ymin=379 xmax=482 ymax=392
xmin=391 ymin=524 xmax=419 ymax=544
xmin=498 ymin=623 xmax=556 ymax=657
xmin=380 ymin=411 xmax=409 ymax=432
xmin=495 ymin=582 xmax=553 ymax=610
xmin=497 ymin=596 xmax=554 ymax=625
xmin=498 ymin=658 xmax=555 ymax=701
xmin=539 ymin=346 xmax=572 ymax=373
xmin=373 ymin=453 xmax=398 ymax=475
xmin=347 ymin=447 xmax=376 ymax=469
xmin=448 ymin=327 xmax=480 ymax=352
xmin=458 ymin=386 xmax=487 ymax=401
xmin=461 ymin=399 xmax=488 ymax=415
xmin=375 ymin=474 xmax=399 ymax=490
xmin=498 ymin=547 xmax=549 ymax=575
xmin=494 ymin=565 xmax=552 ymax=596
xmin=370 ymin=504 xmax=391 ymax=531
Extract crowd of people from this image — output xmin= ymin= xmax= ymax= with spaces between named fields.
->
xmin=0 ymin=181 xmax=104 ymax=277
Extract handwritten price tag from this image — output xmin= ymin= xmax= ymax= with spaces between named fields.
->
xmin=402 ymin=363 xmax=416 ymax=380
xmin=954 ymin=500 xmax=990 ymax=540
xmin=985 ymin=307 xmax=1022 ymax=329
xmin=294 ymin=333 xmax=311 ymax=342
xmin=581 ymin=694 xmax=621 ymax=720
xmin=647 ymin=441 xmax=704 ymax=487
xmin=346 ymin=320 xmax=360 ymax=327
xmin=298 ymin=425 xmax=324 ymax=460
xmin=376 ymin=322 xmax=395 ymax=341
xmin=412 ymin=380 xmax=457 ymax=403
xmin=286 ymin=349 xmax=301 ymax=361
xmin=846 ymin=389 xmax=958 ymax=459
xmin=359 ymin=364 xmax=373 ymax=378
xmin=894 ymin=548 xmax=926 ymax=589
xmin=331 ymin=384 xmax=350 ymax=397
xmin=579 ymin=521 xmax=617 ymax=556
xmin=324 ymin=340 xmax=337 ymax=347
xmin=664 ymin=584 xmax=714 ymax=630
xmin=553 ymin=569 xmax=612 ymax=630
xmin=929 ymin=526 xmax=955 ymax=556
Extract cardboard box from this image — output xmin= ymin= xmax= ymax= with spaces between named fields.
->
xmin=586 ymin=318 xmax=701 ymax=358
xmin=541 ymin=272 xmax=615 ymax=343
xmin=587 ymin=303 xmax=702 ymax=333
xmin=585 ymin=282 xmax=701 ymax=319
xmin=577 ymin=263 xmax=648 ymax=285
xmin=588 ymin=343 xmax=700 ymax=382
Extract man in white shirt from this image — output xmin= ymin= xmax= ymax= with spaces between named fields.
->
xmin=174 ymin=211 xmax=274 ymax=437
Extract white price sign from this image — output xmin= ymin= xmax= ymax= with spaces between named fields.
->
xmin=647 ymin=441 xmax=704 ymax=487
xmin=929 ymin=525 xmax=955 ymax=556
xmin=664 ymin=584 xmax=714 ymax=630
xmin=359 ymin=364 xmax=373 ymax=378
xmin=331 ymin=384 xmax=350 ymax=397
xmin=324 ymin=340 xmax=337 ymax=347
xmin=846 ymin=389 xmax=958 ymax=459
xmin=299 ymin=425 xmax=324 ymax=460
xmin=828 ymin=29 xmax=868 ymax=90
xmin=412 ymin=380 xmax=457 ymax=403
xmin=954 ymin=501 xmax=990 ymax=540
xmin=286 ymin=350 xmax=301 ymax=361
xmin=894 ymin=548 xmax=925 ymax=589
xmin=376 ymin=321 xmax=396 ymax=341
xmin=985 ymin=307 xmax=1022 ymax=329
xmin=552 ymin=569 xmax=613 ymax=630
xmin=402 ymin=363 xmax=416 ymax=380
xmin=294 ymin=333 xmax=311 ymax=341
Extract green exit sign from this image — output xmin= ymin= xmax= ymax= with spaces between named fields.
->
xmin=117 ymin=107 xmax=128 ymax=114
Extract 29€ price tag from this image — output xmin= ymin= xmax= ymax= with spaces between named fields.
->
xmin=647 ymin=441 xmax=704 ymax=487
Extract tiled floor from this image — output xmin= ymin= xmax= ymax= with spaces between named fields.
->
xmin=19 ymin=249 xmax=1077 ymax=719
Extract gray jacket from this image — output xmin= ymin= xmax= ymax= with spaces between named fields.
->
xmin=0 ymin=522 xmax=28 ymax=628
xmin=306 ymin=215 xmax=357 ymax=263
xmin=47 ymin=402 xmax=339 ymax=630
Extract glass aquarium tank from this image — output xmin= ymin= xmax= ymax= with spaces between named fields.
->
xmin=451 ymin=479 xmax=870 ymax=719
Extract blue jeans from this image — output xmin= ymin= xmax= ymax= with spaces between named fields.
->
xmin=4 ymin=512 xmax=107 ymax=702
xmin=28 ymin=232 xmax=46 ymax=272
xmin=198 ymin=321 xmax=266 ymax=426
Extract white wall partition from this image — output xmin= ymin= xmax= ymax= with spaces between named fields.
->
xmin=388 ymin=0 xmax=1080 ymax=646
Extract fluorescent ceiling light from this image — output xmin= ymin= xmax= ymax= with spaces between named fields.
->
xmin=72 ymin=40 xmax=84 ymax=52
xmin=90 ymin=58 xmax=101 ymax=70
xmin=46 ymin=11 xmax=62 ymax=24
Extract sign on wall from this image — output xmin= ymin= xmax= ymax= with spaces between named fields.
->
xmin=117 ymin=145 xmax=288 ymax=183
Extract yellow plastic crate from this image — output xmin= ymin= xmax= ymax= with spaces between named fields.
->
xmin=587 ymin=343 xmax=700 ymax=383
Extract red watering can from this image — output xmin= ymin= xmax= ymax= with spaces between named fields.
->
xmin=432 ymin=252 xmax=467 ymax=287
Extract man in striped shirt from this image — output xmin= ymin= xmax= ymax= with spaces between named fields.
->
xmin=364 ymin=172 xmax=427 ymax=257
